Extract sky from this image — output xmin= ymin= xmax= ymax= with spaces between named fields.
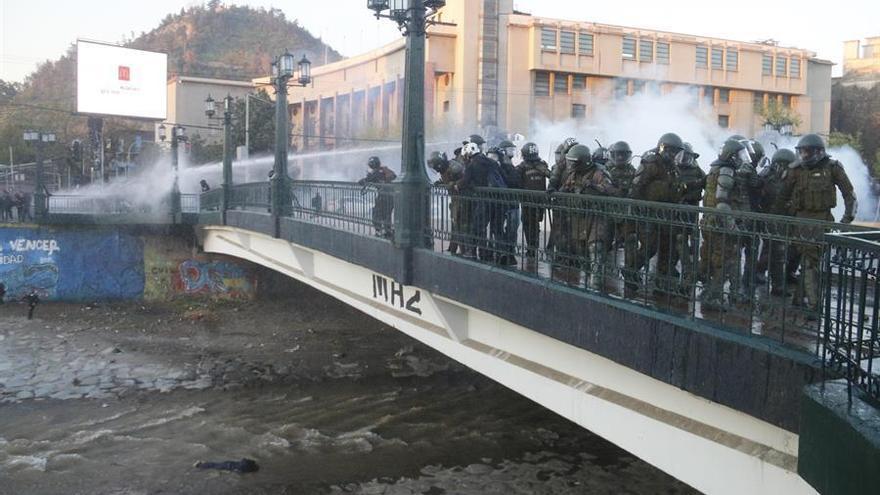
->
xmin=1 ymin=0 xmax=878 ymax=83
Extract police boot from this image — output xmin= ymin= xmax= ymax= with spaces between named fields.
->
xmin=587 ymin=243 xmax=604 ymax=291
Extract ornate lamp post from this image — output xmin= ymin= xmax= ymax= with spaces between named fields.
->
xmin=270 ymin=50 xmax=311 ymax=226
xmin=368 ymin=0 xmax=447 ymax=252
xmin=23 ymin=130 xmax=55 ymax=218
xmin=205 ymin=94 xmax=236 ymax=222
xmin=159 ymin=123 xmax=186 ymax=216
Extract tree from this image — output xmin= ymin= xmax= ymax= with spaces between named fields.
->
xmin=831 ymin=82 xmax=880 ymax=176
xmin=229 ymin=89 xmax=275 ymax=155
xmin=759 ymin=99 xmax=802 ymax=131
xmin=188 ymin=133 xmax=223 ymax=165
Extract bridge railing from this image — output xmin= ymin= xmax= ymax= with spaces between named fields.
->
xmin=823 ymin=231 xmax=880 ymax=402
xmin=199 ymin=188 xmax=223 ymax=211
xmin=47 ymin=194 xmax=157 ymax=215
xmin=180 ymin=193 xmax=200 ymax=213
xmin=288 ymin=180 xmax=390 ymax=237
xmin=429 ymin=185 xmax=869 ymax=350
xmin=227 ymin=182 xmax=270 ymax=211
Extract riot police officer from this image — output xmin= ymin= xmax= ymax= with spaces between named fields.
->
xmin=429 ymin=151 xmax=466 ymax=254
xmin=496 ymin=139 xmax=521 ymax=265
xmin=516 ymin=142 xmax=551 ymax=261
xmin=672 ymin=142 xmax=706 ymax=292
xmin=558 ymin=144 xmax=618 ymax=289
xmin=358 ymin=156 xmax=397 ymax=239
xmin=630 ymin=133 xmax=686 ymax=293
xmin=755 ymin=148 xmax=798 ymax=295
xmin=604 ymin=141 xmax=637 ymax=288
xmin=700 ymin=139 xmax=753 ymax=310
xmin=777 ymin=134 xmax=856 ymax=315
xmin=547 ymin=137 xmax=580 ymax=255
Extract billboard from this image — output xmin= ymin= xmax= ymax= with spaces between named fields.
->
xmin=76 ymin=40 xmax=167 ymax=120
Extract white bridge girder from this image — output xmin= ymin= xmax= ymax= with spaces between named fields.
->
xmin=201 ymin=225 xmax=816 ymax=495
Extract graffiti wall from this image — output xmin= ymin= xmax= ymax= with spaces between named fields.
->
xmin=0 ymin=226 xmax=256 ymax=302
xmin=0 ymin=227 xmax=144 ymax=301
xmin=143 ymin=236 xmax=256 ymax=301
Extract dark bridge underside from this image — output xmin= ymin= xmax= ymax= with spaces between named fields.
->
xmin=220 ymin=209 xmax=818 ymax=433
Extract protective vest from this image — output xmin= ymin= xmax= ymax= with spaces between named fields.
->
xmin=677 ymin=164 xmax=706 ymax=205
xmin=792 ymin=163 xmax=837 ymax=211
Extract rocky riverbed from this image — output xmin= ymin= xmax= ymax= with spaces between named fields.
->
xmin=0 ymin=282 xmax=696 ymax=494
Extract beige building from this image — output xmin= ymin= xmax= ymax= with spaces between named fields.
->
xmin=841 ymin=37 xmax=880 ymax=88
xmin=274 ymin=0 xmax=832 ymax=151
xmin=155 ymin=75 xmax=255 ymax=144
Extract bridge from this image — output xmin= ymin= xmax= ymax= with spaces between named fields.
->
xmin=32 ymin=183 xmax=880 ymax=494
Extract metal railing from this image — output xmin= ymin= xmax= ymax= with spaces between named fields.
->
xmin=199 ymin=188 xmax=223 ymax=212
xmin=428 ymin=186 xmax=869 ymax=351
xmin=47 ymin=195 xmax=159 ymax=215
xmin=823 ymin=231 xmax=880 ymax=402
xmin=227 ymin=182 xmax=270 ymax=211
xmin=289 ymin=180 xmax=395 ymax=238
xmin=180 ymin=193 xmax=200 ymax=213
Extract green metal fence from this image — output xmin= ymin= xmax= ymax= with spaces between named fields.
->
xmin=428 ymin=185 xmax=869 ymax=350
xmin=202 ymin=181 xmax=869 ymax=351
xmin=823 ymin=231 xmax=880 ymax=402
xmin=228 ymin=182 xmax=271 ymax=211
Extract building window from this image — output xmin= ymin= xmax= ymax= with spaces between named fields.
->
xmin=790 ymin=58 xmax=801 ymax=78
xmin=711 ymin=47 xmax=723 ymax=69
xmin=541 ymin=28 xmax=557 ymax=51
xmin=704 ymin=87 xmax=715 ymax=104
xmin=622 ymin=36 xmax=636 ymax=60
xmin=782 ymin=94 xmax=792 ymax=107
xmin=753 ymin=92 xmax=765 ymax=110
xmin=572 ymin=74 xmax=587 ymax=91
xmin=443 ymin=100 xmax=450 ymax=113
xmin=726 ymin=48 xmax=738 ymax=71
xmin=553 ymin=73 xmax=569 ymax=94
xmin=718 ymin=115 xmax=730 ymax=128
xmin=696 ymin=45 xmax=708 ymax=68
xmin=560 ymin=31 xmax=576 ymax=54
xmin=579 ymin=32 xmax=594 ymax=55
xmin=718 ymin=88 xmax=730 ymax=103
xmin=571 ymin=104 xmax=586 ymax=119
xmin=762 ymin=53 xmax=773 ymax=75
xmin=535 ymin=72 xmax=550 ymax=96
xmin=614 ymin=78 xmax=629 ymax=99
xmin=632 ymin=80 xmax=646 ymax=94
xmin=776 ymin=56 xmax=787 ymax=77
xmin=656 ymin=42 xmax=670 ymax=64
xmin=639 ymin=39 xmax=654 ymax=62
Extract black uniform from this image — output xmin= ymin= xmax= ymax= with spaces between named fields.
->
xmin=516 ymin=158 xmax=551 ymax=257
xmin=359 ymin=166 xmax=397 ymax=239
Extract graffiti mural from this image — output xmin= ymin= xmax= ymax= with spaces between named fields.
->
xmin=175 ymin=260 xmax=255 ymax=298
xmin=0 ymin=227 xmax=144 ymax=301
xmin=143 ymin=236 xmax=256 ymax=301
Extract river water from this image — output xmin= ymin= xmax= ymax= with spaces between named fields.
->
xmin=0 ymin=286 xmax=696 ymax=494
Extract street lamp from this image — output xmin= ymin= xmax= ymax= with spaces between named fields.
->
xmin=368 ymin=0 xmax=447 ymax=253
xmin=159 ymin=123 xmax=186 ymax=216
xmin=204 ymin=94 xmax=216 ymax=119
xmin=270 ymin=50 xmax=312 ymax=224
xmin=205 ymin=94 xmax=236 ymax=222
xmin=22 ymin=129 xmax=56 ymax=218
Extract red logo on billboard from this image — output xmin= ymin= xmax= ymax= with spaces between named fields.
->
xmin=118 ymin=66 xmax=131 ymax=81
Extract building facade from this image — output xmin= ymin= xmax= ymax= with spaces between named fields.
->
xmin=280 ymin=0 xmax=832 ymax=151
xmin=840 ymin=37 xmax=880 ymax=88
xmin=155 ymin=75 xmax=255 ymax=144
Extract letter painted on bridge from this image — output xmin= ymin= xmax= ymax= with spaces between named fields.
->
xmin=371 ymin=274 xmax=422 ymax=316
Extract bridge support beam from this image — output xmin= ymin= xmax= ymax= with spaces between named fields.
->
xmin=201 ymin=224 xmax=818 ymax=495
